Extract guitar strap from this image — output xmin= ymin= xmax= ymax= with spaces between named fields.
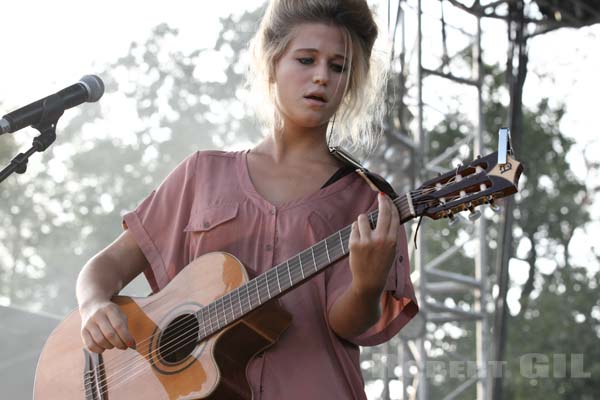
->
xmin=329 ymin=146 xmax=399 ymax=200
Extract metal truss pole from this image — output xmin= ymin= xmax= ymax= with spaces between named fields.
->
xmin=411 ymin=1 xmax=488 ymax=399
xmin=473 ymin=14 xmax=489 ymax=400
xmin=415 ymin=0 xmax=428 ymax=399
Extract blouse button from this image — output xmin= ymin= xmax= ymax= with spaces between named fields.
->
xmin=269 ymin=209 xmax=276 ymax=215
xmin=265 ymin=244 xmax=273 ymax=251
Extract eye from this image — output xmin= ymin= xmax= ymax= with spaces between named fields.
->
xmin=330 ymin=63 xmax=347 ymax=73
xmin=297 ymin=57 xmax=314 ymax=65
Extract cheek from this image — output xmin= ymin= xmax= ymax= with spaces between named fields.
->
xmin=330 ymin=77 xmax=349 ymax=105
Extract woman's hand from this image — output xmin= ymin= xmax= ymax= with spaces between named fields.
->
xmin=328 ymin=192 xmax=400 ymax=339
xmin=79 ymin=299 xmax=136 ymax=354
xmin=76 ymin=230 xmax=147 ymax=353
xmin=348 ymin=192 xmax=400 ymax=297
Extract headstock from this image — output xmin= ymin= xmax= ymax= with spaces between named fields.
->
xmin=411 ymin=151 xmax=523 ymax=222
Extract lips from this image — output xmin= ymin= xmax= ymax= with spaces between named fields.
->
xmin=303 ymin=93 xmax=328 ymax=103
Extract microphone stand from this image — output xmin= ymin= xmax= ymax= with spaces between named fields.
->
xmin=0 ymin=94 xmax=64 ymax=184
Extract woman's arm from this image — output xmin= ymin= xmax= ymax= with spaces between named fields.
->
xmin=328 ymin=192 xmax=400 ymax=339
xmin=76 ymin=229 xmax=149 ymax=353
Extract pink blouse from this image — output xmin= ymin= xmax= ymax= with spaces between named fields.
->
xmin=122 ymin=150 xmax=418 ymax=399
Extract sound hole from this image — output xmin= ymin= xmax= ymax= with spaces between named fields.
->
xmin=158 ymin=313 xmax=199 ymax=364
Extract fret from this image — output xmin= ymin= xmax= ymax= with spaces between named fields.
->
xmin=338 ymin=230 xmax=345 ymax=254
xmin=326 ymin=235 xmax=340 ymax=261
xmin=236 ymin=287 xmax=244 ymax=315
xmin=275 ymin=264 xmax=282 ymax=292
xmin=228 ymin=293 xmax=235 ymax=320
xmin=324 ymin=240 xmax=331 ymax=263
xmin=287 ymin=256 xmax=300 ymax=285
xmin=286 ymin=261 xmax=293 ymax=287
xmin=299 ymin=250 xmax=314 ymax=278
xmin=245 ymin=282 xmax=252 ymax=310
xmin=208 ymin=302 xmax=215 ymax=332
xmin=279 ymin=265 xmax=291 ymax=289
xmin=255 ymin=278 xmax=262 ymax=305
xmin=220 ymin=298 xmax=227 ymax=325
xmin=199 ymin=308 xmax=208 ymax=338
xmin=264 ymin=273 xmax=271 ymax=299
xmin=298 ymin=254 xmax=305 ymax=279
xmin=311 ymin=247 xmax=318 ymax=271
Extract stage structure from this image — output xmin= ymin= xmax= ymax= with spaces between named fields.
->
xmin=367 ymin=1 xmax=600 ymax=399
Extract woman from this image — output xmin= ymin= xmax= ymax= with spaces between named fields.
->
xmin=76 ymin=0 xmax=418 ymax=398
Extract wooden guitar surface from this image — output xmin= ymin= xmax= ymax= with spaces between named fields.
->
xmin=34 ymin=252 xmax=292 ymax=400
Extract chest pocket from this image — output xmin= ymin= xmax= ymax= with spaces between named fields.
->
xmin=184 ymin=203 xmax=240 ymax=257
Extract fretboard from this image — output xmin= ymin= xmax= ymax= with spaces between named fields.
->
xmin=194 ymin=192 xmax=416 ymax=340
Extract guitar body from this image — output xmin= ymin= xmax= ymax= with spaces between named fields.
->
xmin=34 ymin=252 xmax=292 ymax=400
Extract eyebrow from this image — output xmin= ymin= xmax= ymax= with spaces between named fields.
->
xmin=293 ymin=48 xmax=347 ymax=60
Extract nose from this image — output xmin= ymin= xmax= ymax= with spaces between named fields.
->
xmin=313 ymin=62 xmax=329 ymax=86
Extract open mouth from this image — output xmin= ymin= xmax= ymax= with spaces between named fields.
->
xmin=304 ymin=95 xmax=327 ymax=103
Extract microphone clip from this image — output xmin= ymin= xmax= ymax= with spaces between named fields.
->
xmin=0 ymin=94 xmax=64 ymax=183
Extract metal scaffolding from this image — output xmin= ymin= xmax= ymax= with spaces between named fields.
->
xmin=370 ymin=0 xmax=600 ymax=399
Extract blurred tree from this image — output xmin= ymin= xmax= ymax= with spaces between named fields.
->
xmin=0 ymin=7 xmax=265 ymax=315
xmin=504 ymin=266 xmax=600 ymax=399
xmin=359 ymin=56 xmax=597 ymax=398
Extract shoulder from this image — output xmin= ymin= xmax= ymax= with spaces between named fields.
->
xmin=194 ymin=149 xmax=243 ymax=164
xmin=181 ymin=149 xmax=244 ymax=173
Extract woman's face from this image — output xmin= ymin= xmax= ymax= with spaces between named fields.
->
xmin=273 ymin=22 xmax=350 ymax=131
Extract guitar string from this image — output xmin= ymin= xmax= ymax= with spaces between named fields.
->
xmin=80 ymin=218 xmax=347 ymax=389
xmin=82 ymin=226 xmax=345 ymax=395
xmin=88 ymin=190 xmax=453 ymax=395
xmin=83 ymin=193 xmax=427 ymax=392
xmin=82 ymin=198 xmax=418 ymax=393
xmin=91 ymin=184 xmax=478 ymax=390
xmin=82 ymin=175 xmax=474 ymax=394
xmin=82 ymin=199 xmax=418 ymax=394
xmin=81 ymin=223 xmax=345 ymax=393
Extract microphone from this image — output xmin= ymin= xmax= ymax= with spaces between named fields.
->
xmin=0 ymin=75 xmax=104 ymax=135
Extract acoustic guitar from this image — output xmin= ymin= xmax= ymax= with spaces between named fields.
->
xmin=34 ymin=151 xmax=522 ymax=399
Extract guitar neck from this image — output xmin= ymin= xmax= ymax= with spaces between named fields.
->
xmin=195 ymin=192 xmax=416 ymax=339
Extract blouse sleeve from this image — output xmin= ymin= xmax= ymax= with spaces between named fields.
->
xmin=121 ymin=152 xmax=199 ymax=293
xmin=326 ymin=224 xmax=419 ymax=347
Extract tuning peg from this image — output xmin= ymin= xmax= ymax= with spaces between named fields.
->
xmin=466 ymin=203 xmax=481 ymax=221
xmin=488 ymin=197 xmax=501 ymax=213
xmin=468 ymin=209 xmax=482 ymax=221
xmin=448 ymin=213 xmax=461 ymax=226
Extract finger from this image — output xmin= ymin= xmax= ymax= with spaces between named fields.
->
xmin=87 ymin=322 xmax=114 ymax=351
xmin=376 ymin=192 xmax=392 ymax=235
xmin=96 ymin=313 xmax=127 ymax=350
xmin=81 ymin=328 xmax=104 ymax=354
xmin=387 ymin=196 xmax=401 ymax=237
xmin=349 ymin=221 xmax=360 ymax=243
xmin=357 ymin=213 xmax=372 ymax=239
xmin=106 ymin=307 xmax=136 ymax=349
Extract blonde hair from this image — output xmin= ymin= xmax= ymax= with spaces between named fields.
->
xmin=246 ymin=0 xmax=387 ymax=152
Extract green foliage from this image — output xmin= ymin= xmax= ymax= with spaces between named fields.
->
xmin=505 ymin=267 xmax=600 ymax=399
